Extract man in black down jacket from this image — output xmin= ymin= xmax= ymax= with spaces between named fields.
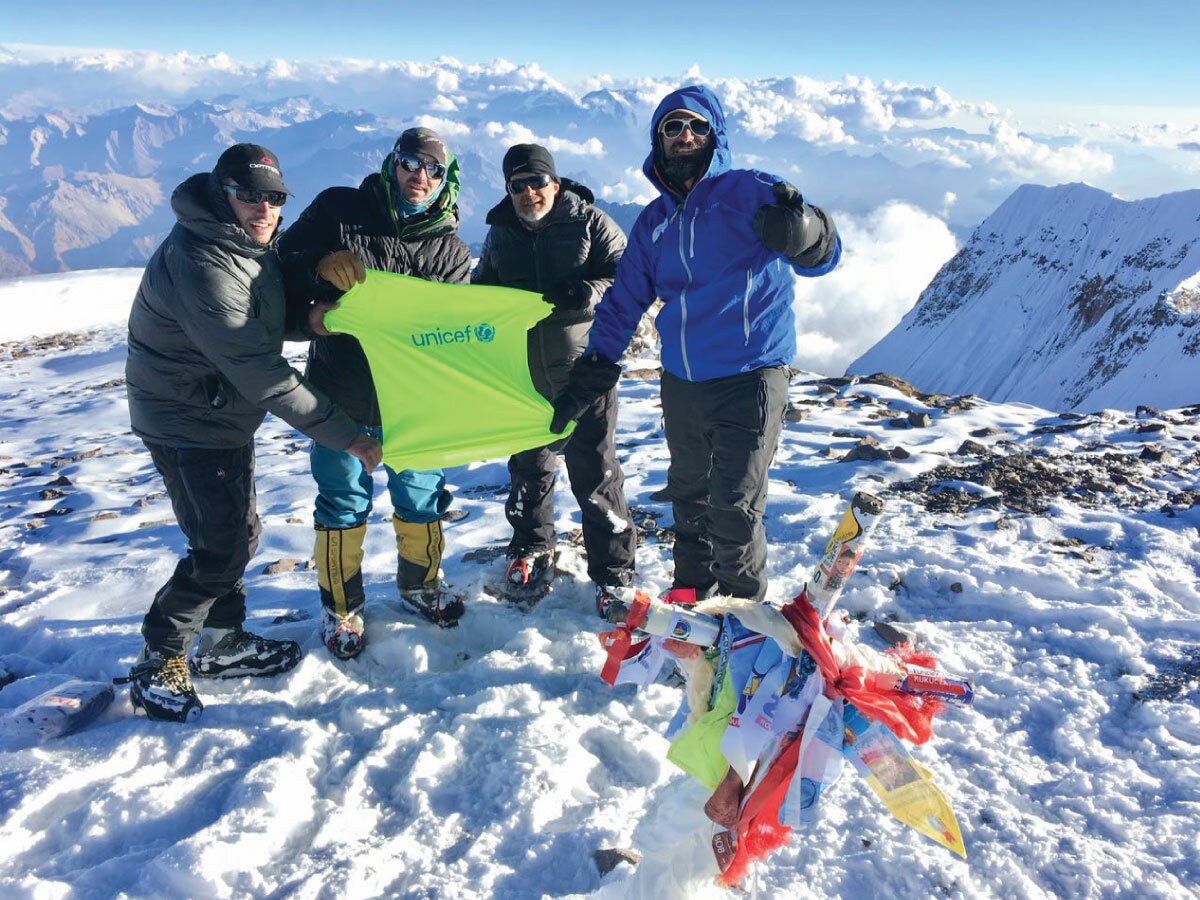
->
xmin=278 ymin=127 xmax=472 ymax=651
xmin=472 ymin=144 xmax=636 ymax=609
xmin=123 ymin=143 xmax=382 ymax=723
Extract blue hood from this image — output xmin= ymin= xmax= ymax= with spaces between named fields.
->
xmin=642 ymin=85 xmax=732 ymax=203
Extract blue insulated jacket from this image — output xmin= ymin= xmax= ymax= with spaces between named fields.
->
xmin=586 ymin=85 xmax=841 ymax=381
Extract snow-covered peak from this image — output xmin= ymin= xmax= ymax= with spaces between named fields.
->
xmin=849 ymin=182 xmax=1200 ymax=411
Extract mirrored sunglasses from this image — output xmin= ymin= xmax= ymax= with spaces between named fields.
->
xmin=223 ymin=185 xmax=287 ymax=207
xmin=508 ymin=174 xmax=554 ymax=194
xmin=396 ymin=152 xmax=446 ymax=180
xmin=659 ymin=117 xmax=712 ymax=139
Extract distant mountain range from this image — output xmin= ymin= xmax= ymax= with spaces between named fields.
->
xmin=849 ymin=183 xmax=1200 ymax=411
xmin=0 ymin=94 xmax=649 ymax=275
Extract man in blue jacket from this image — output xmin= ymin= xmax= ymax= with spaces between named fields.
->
xmin=551 ymin=85 xmax=840 ymax=608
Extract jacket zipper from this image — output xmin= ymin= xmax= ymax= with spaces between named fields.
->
xmin=676 ymin=197 xmax=694 ymax=381
xmin=532 ymin=230 xmax=550 ymax=389
xmin=743 ymin=268 xmax=752 ymax=345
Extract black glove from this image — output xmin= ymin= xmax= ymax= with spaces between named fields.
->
xmin=752 ymin=181 xmax=833 ymax=266
xmin=542 ymin=280 xmax=592 ymax=311
xmin=549 ymin=353 xmax=621 ymax=433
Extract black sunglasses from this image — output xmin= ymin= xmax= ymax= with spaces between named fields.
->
xmin=659 ymin=118 xmax=712 ymax=139
xmin=508 ymin=174 xmax=554 ymax=194
xmin=223 ymin=185 xmax=287 ymax=207
xmin=396 ymin=152 xmax=446 ymax=180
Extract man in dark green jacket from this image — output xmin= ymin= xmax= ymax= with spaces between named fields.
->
xmin=472 ymin=144 xmax=636 ymax=609
xmin=124 ymin=143 xmax=381 ymax=722
xmin=279 ymin=128 xmax=472 ymax=651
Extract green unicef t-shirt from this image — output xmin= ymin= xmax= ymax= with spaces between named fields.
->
xmin=325 ymin=270 xmax=573 ymax=472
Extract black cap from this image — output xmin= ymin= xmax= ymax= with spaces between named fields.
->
xmin=502 ymin=143 xmax=557 ymax=181
xmin=213 ymin=143 xmax=290 ymax=194
xmin=393 ymin=127 xmax=449 ymax=166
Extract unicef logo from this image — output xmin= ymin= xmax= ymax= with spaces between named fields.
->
xmin=411 ymin=322 xmax=496 ymax=348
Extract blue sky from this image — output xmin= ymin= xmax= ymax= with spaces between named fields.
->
xmin=2 ymin=0 xmax=1198 ymax=111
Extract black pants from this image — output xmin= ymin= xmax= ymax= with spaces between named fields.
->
xmin=140 ymin=442 xmax=260 ymax=656
xmin=661 ymin=367 xmax=788 ymax=601
xmin=506 ymin=385 xmax=636 ymax=585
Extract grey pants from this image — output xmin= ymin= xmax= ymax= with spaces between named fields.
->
xmin=140 ymin=442 xmax=260 ymax=655
xmin=661 ymin=367 xmax=788 ymax=601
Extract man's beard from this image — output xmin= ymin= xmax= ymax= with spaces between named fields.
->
xmin=516 ymin=204 xmax=552 ymax=227
xmin=663 ymin=150 xmax=708 ymax=186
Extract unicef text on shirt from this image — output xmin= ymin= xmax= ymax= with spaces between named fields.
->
xmin=410 ymin=323 xmax=496 ymax=347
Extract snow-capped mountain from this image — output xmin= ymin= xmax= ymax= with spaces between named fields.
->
xmin=849 ymin=183 xmax=1200 ymax=411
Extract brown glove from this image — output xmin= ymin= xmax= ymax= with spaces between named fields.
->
xmin=316 ymin=250 xmax=366 ymax=293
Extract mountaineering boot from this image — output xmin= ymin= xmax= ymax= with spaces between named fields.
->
xmin=397 ymin=583 xmax=466 ymax=628
xmin=596 ymin=581 xmax=638 ymax=621
xmin=594 ymin=569 xmax=636 ymax=620
xmin=190 ymin=627 xmax=302 ymax=678
xmin=321 ymin=607 xmax=365 ymax=660
xmin=503 ymin=551 xmax=555 ymax=605
xmin=315 ymin=523 xmax=368 ymax=658
xmin=393 ymin=515 xmax=463 ymax=627
xmin=119 ymin=647 xmax=203 ymax=723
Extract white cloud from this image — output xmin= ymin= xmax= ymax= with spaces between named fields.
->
xmin=791 ymin=202 xmax=959 ymax=375
xmin=599 ymin=167 xmax=657 ymax=205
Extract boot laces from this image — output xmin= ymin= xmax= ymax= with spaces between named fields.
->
xmin=159 ymin=656 xmax=194 ymax=693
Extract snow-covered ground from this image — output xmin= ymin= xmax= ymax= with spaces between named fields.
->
xmin=0 ymin=271 xmax=1197 ymax=899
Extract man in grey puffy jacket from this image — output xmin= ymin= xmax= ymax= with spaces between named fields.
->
xmin=122 ymin=143 xmax=381 ymax=723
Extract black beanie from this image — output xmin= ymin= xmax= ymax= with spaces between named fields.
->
xmin=502 ymin=143 xmax=557 ymax=181
xmin=393 ymin=127 xmax=449 ymax=166
xmin=213 ymin=143 xmax=290 ymax=193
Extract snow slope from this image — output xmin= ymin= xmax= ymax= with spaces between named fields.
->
xmin=0 ymin=272 xmax=1198 ymax=899
xmin=849 ymin=183 xmax=1200 ymax=412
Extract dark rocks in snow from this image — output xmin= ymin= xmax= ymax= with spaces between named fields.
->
xmin=857 ymin=373 xmax=922 ymax=398
xmin=1136 ymin=405 xmax=1163 ymax=419
xmin=53 ymin=447 xmax=103 ymax=468
xmin=783 ymin=403 xmax=808 ymax=423
xmin=630 ymin=506 xmax=673 ymax=543
xmin=888 ymin=446 xmax=1179 ymax=515
xmin=1135 ymin=422 xmax=1166 ymax=434
xmin=271 ymin=610 xmax=313 ymax=624
xmin=622 ymin=366 xmax=661 ymax=381
xmin=970 ymin=426 xmax=1004 ymax=438
xmin=90 ymin=511 xmax=119 ymax=522
xmin=1031 ymin=420 xmax=1092 ymax=435
xmin=934 ymin=395 xmax=979 ymax=414
xmin=262 ymin=559 xmax=308 ymax=575
xmin=956 ymin=440 xmax=990 ymax=456
xmin=908 ymin=411 xmax=932 ymax=428
xmin=461 ymin=545 xmax=508 ymax=565
xmin=1134 ymin=646 xmax=1200 ymax=702
xmin=840 ymin=441 xmax=892 ymax=463
xmin=47 ymin=475 xmax=72 ymax=487
xmin=594 ymin=847 xmax=641 ymax=876
xmin=38 ymin=488 xmax=67 ymax=500
xmin=1140 ymin=447 xmax=1168 ymax=463
xmin=887 ymin=417 xmax=910 ymax=429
